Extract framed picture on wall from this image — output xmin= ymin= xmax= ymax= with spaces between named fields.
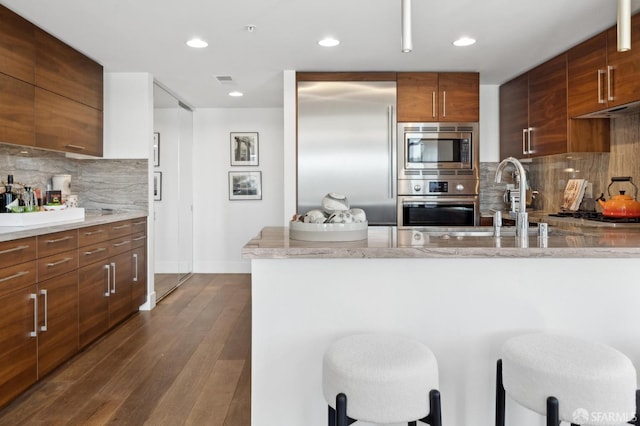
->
xmin=230 ymin=132 xmax=259 ymax=166
xmin=229 ymin=171 xmax=262 ymax=200
xmin=153 ymin=132 xmax=160 ymax=167
xmin=154 ymin=171 xmax=162 ymax=201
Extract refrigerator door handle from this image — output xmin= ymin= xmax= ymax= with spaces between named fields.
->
xmin=388 ymin=105 xmax=394 ymax=199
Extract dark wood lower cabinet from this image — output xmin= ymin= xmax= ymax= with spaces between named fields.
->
xmin=1 ymin=219 xmax=147 ymax=408
xmin=78 ymin=260 xmax=110 ymax=349
xmin=0 ymin=285 xmax=38 ymax=408
xmin=37 ymin=271 xmax=79 ymax=378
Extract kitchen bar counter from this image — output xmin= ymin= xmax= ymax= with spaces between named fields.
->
xmin=242 ymin=225 xmax=640 ymax=259
xmin=0 ymin=210 xmax=147 ymax=242
xmin=246 ymin=225 xmax=640 ymax=426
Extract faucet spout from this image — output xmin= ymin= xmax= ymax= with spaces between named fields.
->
xmin=495 ymin=157 xmax=529 ymax=237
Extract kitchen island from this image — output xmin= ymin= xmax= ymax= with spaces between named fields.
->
xmin=243 ymin=225 xmax=640 ymax=426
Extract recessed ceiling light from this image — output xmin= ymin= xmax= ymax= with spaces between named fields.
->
xmin=453 ymin=37 xmax=476 ymax=47
xmin=229 ymin=91 xmax=244 ymax=97
xmin=186 ymin=38 xmax=208 ymax=48
xmin=318 ymin=38 xmax=340 ymax=47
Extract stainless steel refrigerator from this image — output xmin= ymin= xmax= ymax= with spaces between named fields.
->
xmin=297 ymin=80 xmax=397 ymax=225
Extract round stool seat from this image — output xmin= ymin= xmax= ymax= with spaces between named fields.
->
xmin=322 ymin=333 xmax=439 ymax=424
xmin=501 ymin=333 xmax=637 ymax=425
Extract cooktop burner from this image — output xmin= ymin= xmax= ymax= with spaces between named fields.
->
xmin=549 ymin=211 xmax=640 ymax=223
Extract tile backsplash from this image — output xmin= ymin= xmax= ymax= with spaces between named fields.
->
xmin=0 ymin=143 xmax=148 ymax=212
xmin=482 ymin=113 xmax=640 ymax=214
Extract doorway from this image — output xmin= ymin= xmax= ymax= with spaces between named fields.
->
xmin=153 ymin=82 xmax=194 ymax=300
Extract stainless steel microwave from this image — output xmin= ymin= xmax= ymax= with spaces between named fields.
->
xmin=397 ymin=122 xmax=479 ymax=177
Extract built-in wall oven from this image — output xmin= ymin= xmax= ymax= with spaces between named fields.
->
xmin=397 ymin=122 xmax=479 ymax=227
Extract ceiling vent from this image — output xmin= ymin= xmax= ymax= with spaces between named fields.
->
xmin=215 ymin=75 xmax=234 ymax=85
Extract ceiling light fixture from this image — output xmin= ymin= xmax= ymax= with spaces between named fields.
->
xmin=401 ymin=0 xmax=412 ymax=53
xmin=453 ymin=37 xmax=476 ymax=47
xmin=618 ymin=0 xmax=631 ymax=51
xmin=186 ymin=38 xmax=208 ymax=48
xmin=229 ymin=91 xmax=244 ymax=97
xmin=318 ymin=38 xmax=340 ymax=47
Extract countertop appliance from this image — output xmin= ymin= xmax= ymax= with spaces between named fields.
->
xmin=397 ymin=122 xmax=479 ymax=227
xmin=297 ymin=81 xmax=397 ymax=225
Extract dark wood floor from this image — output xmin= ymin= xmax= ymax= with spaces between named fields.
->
xmin=0 ymin=274 xmax=251 ymax=426
xmin=154 ymin=273 xmax=186 ymax=301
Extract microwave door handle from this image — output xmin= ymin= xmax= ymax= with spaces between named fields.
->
xmin=388 ymin=105 xmax=394 ymax=198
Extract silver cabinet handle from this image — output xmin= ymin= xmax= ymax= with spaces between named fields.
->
xmin=522 ymin=128 xmax=527 ymax=155
xmin=431 ymin=91 xmax=436 ymax=118
xmin=133 ymin=253 xmax=139 ymax=282
xmin=597 ymin=69 xmax=605 ymax=104
xmin=30 ymin=294 xmax=37 ymax=337
xmin=442 ymin=91 xmax=446 ymax=117
xmin=40 ymin=289 xmax=48 ymax=332
xmin=104 ymin=264 xmax=111 ymax=297
xmin=112 ymin=224 xmax=130 ymax=230
xmin=132 ymin=236 xmax=146 ymax=242
xmin=527 ymin=127 xmax=533 ymax=154
xmin=0 ymin=244 xmax=29 ymax=255
xmin=65 ymin=144 xmax=86 ymax=151
xmin=84 ymin=247 xmax=106 ymax=256
xmin=84 ymin=229 xmax=104 ymax=236
xmin=111 ymin=262 xmax=116 ymax=294
xmin=607 ymin=65 xmax=614 ymax=101
xmin=113 ymin=240 xmax=131 ymax=247
xmin=132 ymin=220 xmax=146 ymax=226
xmin=45 ymin=236 xmax=72 ymax=244
xmin=0 ymin=270 xmax=28 ymax=283
xmin=387 ymin=105 xmax=394 ymax=199
xmin=46 ymin=257 xmax=72 ymax=268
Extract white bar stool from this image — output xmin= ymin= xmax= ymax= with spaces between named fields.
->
xmin=496 ymin=332 xmax=639 ymax=426
xmin=322 ymin=333 xmax=441 ymax=426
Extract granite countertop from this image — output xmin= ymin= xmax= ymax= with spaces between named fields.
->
xmin=0 ymin=210 xmax=147 ymax=242
xmin=242 ymin=225 xmax=640 ymax=259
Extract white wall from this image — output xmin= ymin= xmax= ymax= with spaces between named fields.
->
xmin=103 ymin=73 xmax=154 ymax=159
xmin=479 ymin=84 xmax=500 ymax=162
xmin=193 ymin=108 xmax=284 ymax=273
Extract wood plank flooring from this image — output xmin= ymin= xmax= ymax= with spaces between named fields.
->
xmin=0 ymin=273 xmax=251 ymax=426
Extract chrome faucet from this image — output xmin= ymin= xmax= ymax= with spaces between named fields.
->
xmin=495 ymin=157 xmax=529 ymax=238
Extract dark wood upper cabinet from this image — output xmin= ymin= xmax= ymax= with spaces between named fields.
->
xmin=0 ymin=73 xmax=35 ymax=146
xmin=606 ymin=13 xmax=640 ymax=110
xmin=568 ymin=13 xmax=640 ymax=117
xmin=500 ymin=54 xmax=609 ymax=159
xmin=397 ymin=72 xmax=479 ymax=122
xmin=0 ymin=5 xmax=35 ymax=84
xmin=35 ymin=88 xmax=103 ymax=157
xmin=35 ymin=29 xmax=103 ymax=110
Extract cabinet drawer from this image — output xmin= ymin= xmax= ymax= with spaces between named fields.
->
xmin=37 ymin=250 xmax=78 ymax=282
xmin=0 ymin=260 xmax=36 ymax=298
xmin=131 ymin=232 xmax=146 ymax=249
xmin=78 ymin=224 xmax=109 ymax=247
xmin=79 ymin=242 xmax=110 ymax=268
xmin=109 ymin=237 xmax=132 ymax=257
xmin=0 ymin=237 xmax=36 ymax=269
xmin=130 ymin=218 xmax=147 ymax=235
xmin=38 ymin=230 xmax=77 ymax=258
xmin=109 ymin=220 xmax=132 ymax=239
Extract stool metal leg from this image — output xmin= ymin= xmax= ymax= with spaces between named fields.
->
xmin=547 ymin=396 xmax=560 ymax=426
xmin=417 ymin=389 xmax=442 ymax=425
xmin=328 ymin=405 xmax=336 ymax=426
xmin=496 ymin=359 xmax=505 ymax=426
xmin=630 ymin=389 xmax=640 ymax=425
xmin=336 ymin=393 xmax=347 ymax=426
